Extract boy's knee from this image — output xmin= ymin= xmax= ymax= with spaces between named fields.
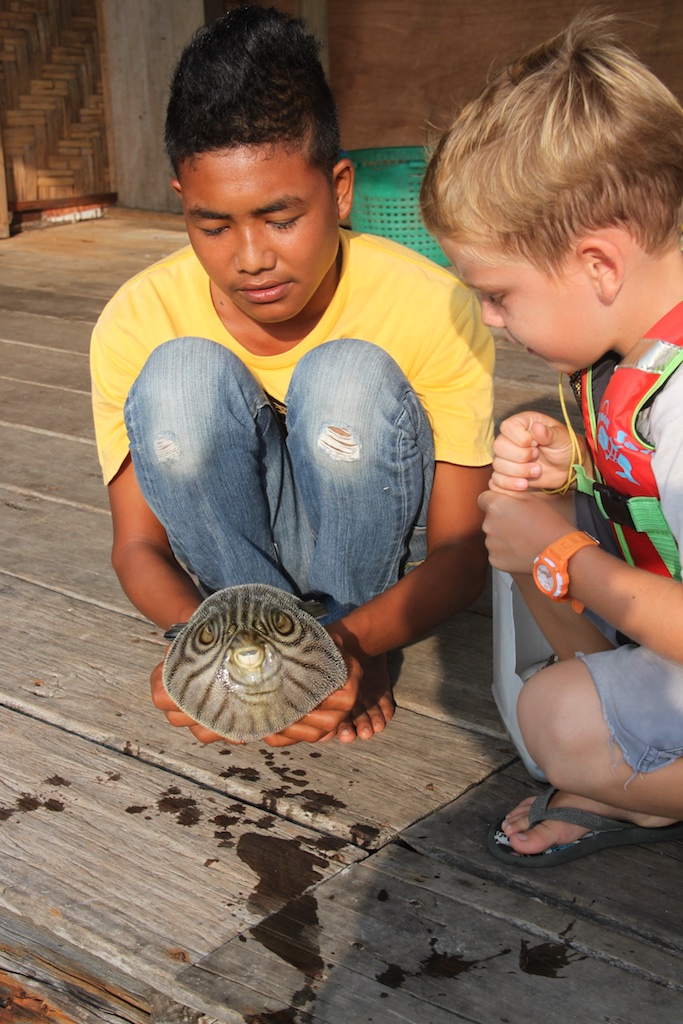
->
xmin=126 ymin=338 xmax=268 ymax=475
xmin=138 ymin=336 xmax=242 ymax=385
xmin=517 ymin=669 xmax=574 ymax=775
xmin=128 ymin=337 xmax=263 ymax=428
xmin=292 ymin=338 xmax=399 ymax=390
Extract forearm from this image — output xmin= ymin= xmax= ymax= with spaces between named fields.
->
xmin=330 ymin=540 xmax=488 ymax=660
xmin=112 ymin=540 xmax=203 ymax=630
xmin=566 ymin=545 xmax=683 ymax=663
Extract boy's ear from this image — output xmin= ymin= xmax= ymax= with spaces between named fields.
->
xmin=332 ymin=158 xmax=354 ymax=221
xmin=171 ymin=178 xmax=182 ymax=197
xmin=575 ymin=234 xmax=625 ymax=304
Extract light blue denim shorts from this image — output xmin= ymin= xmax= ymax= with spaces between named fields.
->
xmin=579 ymin=645 xmax=683 ymax=775
xmin=575 ymin=490 xmax=683 ymax=774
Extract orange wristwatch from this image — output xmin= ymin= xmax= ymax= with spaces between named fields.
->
xmin=532 ymin=530 xmax=598 ymax=613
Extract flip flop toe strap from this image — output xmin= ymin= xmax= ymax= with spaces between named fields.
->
xmin=528 ymin=787 xmax=632 ymax=835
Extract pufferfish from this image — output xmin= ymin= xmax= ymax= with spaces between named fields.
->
xmin=162 ymin=584 xmax=348 ymax=742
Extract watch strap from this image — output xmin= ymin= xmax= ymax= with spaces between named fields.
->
xmin=534 ymin=530 xmax=598 ymax=611
xmin=545 ymin=529 xmax=598 ymax=563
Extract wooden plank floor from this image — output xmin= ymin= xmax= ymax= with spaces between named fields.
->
xmin=0 ymin=210 xmax=682 ymax=1023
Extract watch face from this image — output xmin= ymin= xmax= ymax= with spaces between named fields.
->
xmin=535 ymin=562 xmax=555 ymax=594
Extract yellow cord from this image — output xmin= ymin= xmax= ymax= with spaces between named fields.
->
xmin=541 ymin=373 xmax=581 ymax=495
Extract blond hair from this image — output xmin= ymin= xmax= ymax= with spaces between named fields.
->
xmin=421 ymin=11 xmax=683 ymax=271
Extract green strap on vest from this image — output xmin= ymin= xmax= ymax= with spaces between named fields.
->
xmin=574 ymin=464 xmax=681 ymax=581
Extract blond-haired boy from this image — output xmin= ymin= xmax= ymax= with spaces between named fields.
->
xmin=422 ymin=11 xmax=683 ymax=865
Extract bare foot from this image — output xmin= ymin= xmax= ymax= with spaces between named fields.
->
xmin=337 ymin=654 xmax=395 ymax=743
xmin=501 ymin=790 xmax=677 ymax=856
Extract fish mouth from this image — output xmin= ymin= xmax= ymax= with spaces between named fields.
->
xmin=217 ymin=630 xmax=283 ymax=693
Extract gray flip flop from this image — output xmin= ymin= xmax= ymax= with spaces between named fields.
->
xmin=488 ymin=787 xmax=683 ymax=868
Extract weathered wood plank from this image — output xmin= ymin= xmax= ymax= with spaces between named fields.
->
xmin=0 ymin=921 xmax=151 ymax=1024
xmin=390 ymin=614 xmax=502 ymax=736
xmin=175 ymin=842 xmax=683 ymax=1023
xmin=493 ymin=378 xmax=577 ymax=427
xmin=0 ymin=575 xmax=513 ymax=848
xmin=0 ymin=283 xmax=107 ymax=322
xmin=374 ymin=841 xmax=683 ymax=991
xmin=0 ymin=307 xmax=94 ymax=352
xmin=0 ymin=424 xmax=106 ymax=509
xmin=0 ymin=706 xmax=364 ymax=993
xmin=330 ymin=0 xmax=683 ymax=151
xmin=493 ymin=339 xmax=583 ymax=426
xmin=1 ymin=338 xmax=90 ymax=391
xmin=0 ymin=380 xmax=94 ymax=438
xmin=0 ymin=209 xmax=187 ymax=302
xmin=402 ymin=763 xmax=683 ymax=956
xmin=494 ymin=341 xmax=562 ymax=388
xmin=0 ymin=119 xmax=9 ymax=240
xmin=0 ymin=491 xmax=116 ymax=606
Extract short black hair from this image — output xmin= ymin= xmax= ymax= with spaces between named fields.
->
xmin=165 ymin=5 xmax=340 ymax=176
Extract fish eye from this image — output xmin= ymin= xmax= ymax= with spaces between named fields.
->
xmin=271 ymin=610 xmax=295 ymax=635
xmin=197 ymin=624 xmax=216 ymax=645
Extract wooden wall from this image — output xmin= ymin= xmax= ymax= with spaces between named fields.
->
xmin=0 ymin=0 xmax=114 ymax=233
xmin=97 ymin=0 xmax=205 ymax=213
xmin=98 ymin=0 xmax=683 ymax=213
xmin=328 ymin=0 xmax=683 ymax=151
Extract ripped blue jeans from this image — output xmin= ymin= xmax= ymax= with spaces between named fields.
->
xmin=124 ymin=337 xmax=434 ymax=621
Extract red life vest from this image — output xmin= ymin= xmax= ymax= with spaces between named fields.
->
xmin=578 ymin=302 xmax=683 ymax=580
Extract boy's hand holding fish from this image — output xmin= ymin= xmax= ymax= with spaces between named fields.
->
xmin=150 ymin=645 xmax=362 ymax=746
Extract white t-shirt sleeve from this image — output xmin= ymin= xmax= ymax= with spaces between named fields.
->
xmin=648 ymin=364 xmax=683 ymax=549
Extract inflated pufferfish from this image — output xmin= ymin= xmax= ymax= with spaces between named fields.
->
xmin=162 ymin=583 xmax=347 ymax=742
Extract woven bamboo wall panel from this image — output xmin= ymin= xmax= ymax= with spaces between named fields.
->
xmin=0 ymin=0 xmax=111 ymax=206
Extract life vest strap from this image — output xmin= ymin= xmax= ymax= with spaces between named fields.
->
xmin=575 ymin=465 xmax=681 ymax=581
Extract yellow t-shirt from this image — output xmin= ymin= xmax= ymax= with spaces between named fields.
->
xmin=91 ymin=229 xmax=494 ymax=484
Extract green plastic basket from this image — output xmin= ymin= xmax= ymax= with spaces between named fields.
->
xmin=347 ymin=146 xmax=448 ymax=266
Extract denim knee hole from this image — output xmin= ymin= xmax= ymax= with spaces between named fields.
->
xmin=153 ymin=432 xmax=182 ymax=463
xmin=317 ymin=424 xmax=360 ymax=462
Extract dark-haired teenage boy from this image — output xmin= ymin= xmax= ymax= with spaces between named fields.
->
xmin=91 ymin=5 xmax=494 ymax=747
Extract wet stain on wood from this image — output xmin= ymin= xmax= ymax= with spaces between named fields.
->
xmin=420 ymin=945 xmax=478 ymax=978
xmin=0 ymin=792 xmax=66 ymax=821
xmin=243 ymin=1002 xmax=312 ymax=1024
xmin=44 ymin=775 xmax=71 ymax=787
xmin=237 ymin=833 xmax=328 ymax=914
xmin=298 ymin=790 xmax=346 ymax=814
xmin=519 ymin=938 xmax=586 ymax=978
xmin=376 ymin=962 xmax=405 ymax=988
xmin=349 ymin=822 xmax=380 ymax=847
xmin=264 ymin=759 xmax=310 ymax=789
xmin=262 ymin=787 xmax=292 ymax=813
xmin=310 ymin=834 xmax=347 ymax=854
xmin=157 ymin=786 xmax=201 ymax=826
xmin=372 ymin=936 xmax=513 ymax=992
xmin=250 ymin=893 xmax=324 ymax=979
xmin=212 ymin=813 xmax=235 ymax=849
xmin=254 ymin=814 xmax=277 ymax=829
xmin=220 ymin=765 xmax=261 ymax=783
